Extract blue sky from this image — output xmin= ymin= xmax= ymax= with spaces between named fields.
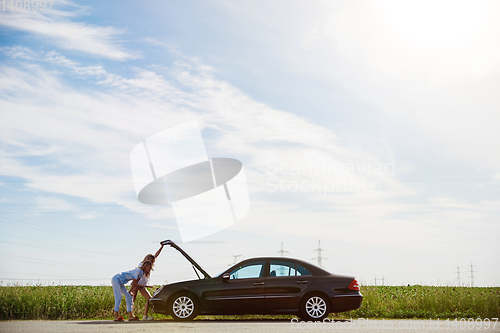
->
xmin=0 ymin=0 xmax=499 ymax=286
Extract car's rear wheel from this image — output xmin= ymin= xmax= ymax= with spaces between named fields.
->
xmin=299 ymin=293 xmax=330 ymax=321
xmin=170 ymin=294 xmax=198 ymax=321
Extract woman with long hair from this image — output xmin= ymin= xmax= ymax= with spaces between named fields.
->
xmin=130 ymin=243 xmax=164 ymax=320
xmin=111 ymin=260 xmax=153 ymax=321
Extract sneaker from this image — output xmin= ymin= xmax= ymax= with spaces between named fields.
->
xmin=142 ymin=316 xmax=153 ymax=321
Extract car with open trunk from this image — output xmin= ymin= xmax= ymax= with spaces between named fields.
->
xmin=150 ymin=240 xmax=362 ymax=321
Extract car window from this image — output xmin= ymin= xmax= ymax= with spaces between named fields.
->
xmin=229 ymin=261 xmax=265 ymax=279
xmin=270 ymin=260 xmax=296 ymax=277
xmin=296 ymin=264 xmax=311 ymax=276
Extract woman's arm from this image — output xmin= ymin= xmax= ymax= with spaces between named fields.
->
xmin=154 ymin=244 xmax=164 ymax=258
xmin=131 ymin=279 xmax=152 ymax=288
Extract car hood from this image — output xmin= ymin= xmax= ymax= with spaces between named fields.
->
xmin=161 ymin=239 xmax=211 ymax=279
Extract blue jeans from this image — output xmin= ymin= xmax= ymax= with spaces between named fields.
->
xmin=111 ymin=275 xmax=133 ymax=312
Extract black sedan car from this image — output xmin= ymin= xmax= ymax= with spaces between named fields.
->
xmin=150 ymin=240 xmax=362 ymax=321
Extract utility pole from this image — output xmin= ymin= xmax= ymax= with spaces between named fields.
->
xmin=277 ymin=242 xmax=289 ymax=257
xmin=468 ymin=262 xmax=476 ymax=287
xmin=229 ymin=254 xmax=242 ymax=266
xmin=312 ymin=240 xmax=327 ymax=268
xmin=374 ymin=276 xmax=384 ymax=286
xmin=455 ymin=266 xmax=461 ymax=286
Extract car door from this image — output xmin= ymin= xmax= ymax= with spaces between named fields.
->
xmin=207 ymin=260 xmax=267 ymax=314
xmin=265 ymin=260 xmax=315 ymax=311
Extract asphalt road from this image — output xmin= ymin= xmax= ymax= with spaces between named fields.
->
xmin=0 ymin=319 xmax=499 ymax=333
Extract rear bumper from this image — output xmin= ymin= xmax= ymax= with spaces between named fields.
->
xmin=331 ymin=293 xmax=363 ymax=312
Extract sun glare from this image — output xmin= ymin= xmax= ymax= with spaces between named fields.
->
xmin=382 ymin=0 xmax=488 ymax=43
xmin=342 ymin=0 xmax=500 ymax=82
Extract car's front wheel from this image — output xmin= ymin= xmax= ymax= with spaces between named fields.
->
xmin=299 ymin=293 xmax=330 ymax=321
xmin=169 ymin=294 xmax=198 ymax=321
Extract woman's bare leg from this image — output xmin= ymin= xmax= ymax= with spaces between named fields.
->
xmin=140 ymin=288 xmax=152 ymax=317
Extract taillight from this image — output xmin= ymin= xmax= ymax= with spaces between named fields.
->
xmin=348 ymin=279 xmax=360 ymax=291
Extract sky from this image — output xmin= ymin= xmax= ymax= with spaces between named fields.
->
xmin=0 ymin=0 xmax=499 ymax=287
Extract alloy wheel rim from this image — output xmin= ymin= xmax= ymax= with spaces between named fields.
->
xmin=305 ymin=296 xmax=327 ymax=318
xmin=173 ymin=296 xmax=194 ymax=318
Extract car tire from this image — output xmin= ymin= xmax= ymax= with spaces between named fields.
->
xmin=169 ymin=293 xmax=199 ymax=321
xmin=299 ymin=293 xmax=330 ymax=321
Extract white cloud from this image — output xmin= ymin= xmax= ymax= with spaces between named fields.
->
xmin=299 ymin=0 xmax=500 ymax=170
xmin=75 ymin=213 xmax=100 ymax=220
xmin=33 ymin=196 xmax=77 ymax=212
xmin=0 ymin=139 xmax=60 ymax=157
xmin=44 ymin=50 xmax=108 ymax=77
xmin=150 ymin=223 xmax=177 ymax=230
xmin=1 ymin=46 xmax=496 ymax=284
xmin=0 ymin=9 xmax=137 ymax=60
xmin=2 ymin=1 xmax=499 ymax=286
xmin=209 ymin=0 xmax=500 ymax=172
xmin=0 ymin=45 xmax=38 ymax=60
xmin=0 ymin=48 xmax=408 ymax=223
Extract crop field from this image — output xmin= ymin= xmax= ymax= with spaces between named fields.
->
xmin=0 ymin=284 xmax=498 ymax=320
xmin=344 ymin=286 xmax=500 ymax=319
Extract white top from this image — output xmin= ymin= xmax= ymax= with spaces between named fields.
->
xmin=137 ymin=262 xmax=150 ymax=285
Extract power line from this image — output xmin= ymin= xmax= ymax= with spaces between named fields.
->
xmin=0 ymin=253 xmax=104 ymax=272
xmin=1 ymin=201 xmax=496 ymax=207
xmin=0 ymin=278 xmax=108 ymax=281
xmin=0 ymin=233 xmax=135 ymax=261
xmin=3 ymin=204 xmax=497 ymax=214
xmin=455 ymin=266 xmax=461 ymax=286
xmin=0 ymin=270 xmax=109 ymax=280
xmin=0 ymin=177 xmax=496 ymax=184
xmin=0 ymin=215 xmax=144 ymax=250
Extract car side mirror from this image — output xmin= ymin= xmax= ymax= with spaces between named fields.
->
xmin=222 ymin=274 xmax=230 ymax=282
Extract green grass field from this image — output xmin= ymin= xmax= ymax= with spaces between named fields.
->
xmin=0 ymin=284 xmax=498 ymax=320
xmin=341 ymin=286 xmax=500 ymax=319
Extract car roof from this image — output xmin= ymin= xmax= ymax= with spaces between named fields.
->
xmin=228 ymin=257 xmax=332 ymax=276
